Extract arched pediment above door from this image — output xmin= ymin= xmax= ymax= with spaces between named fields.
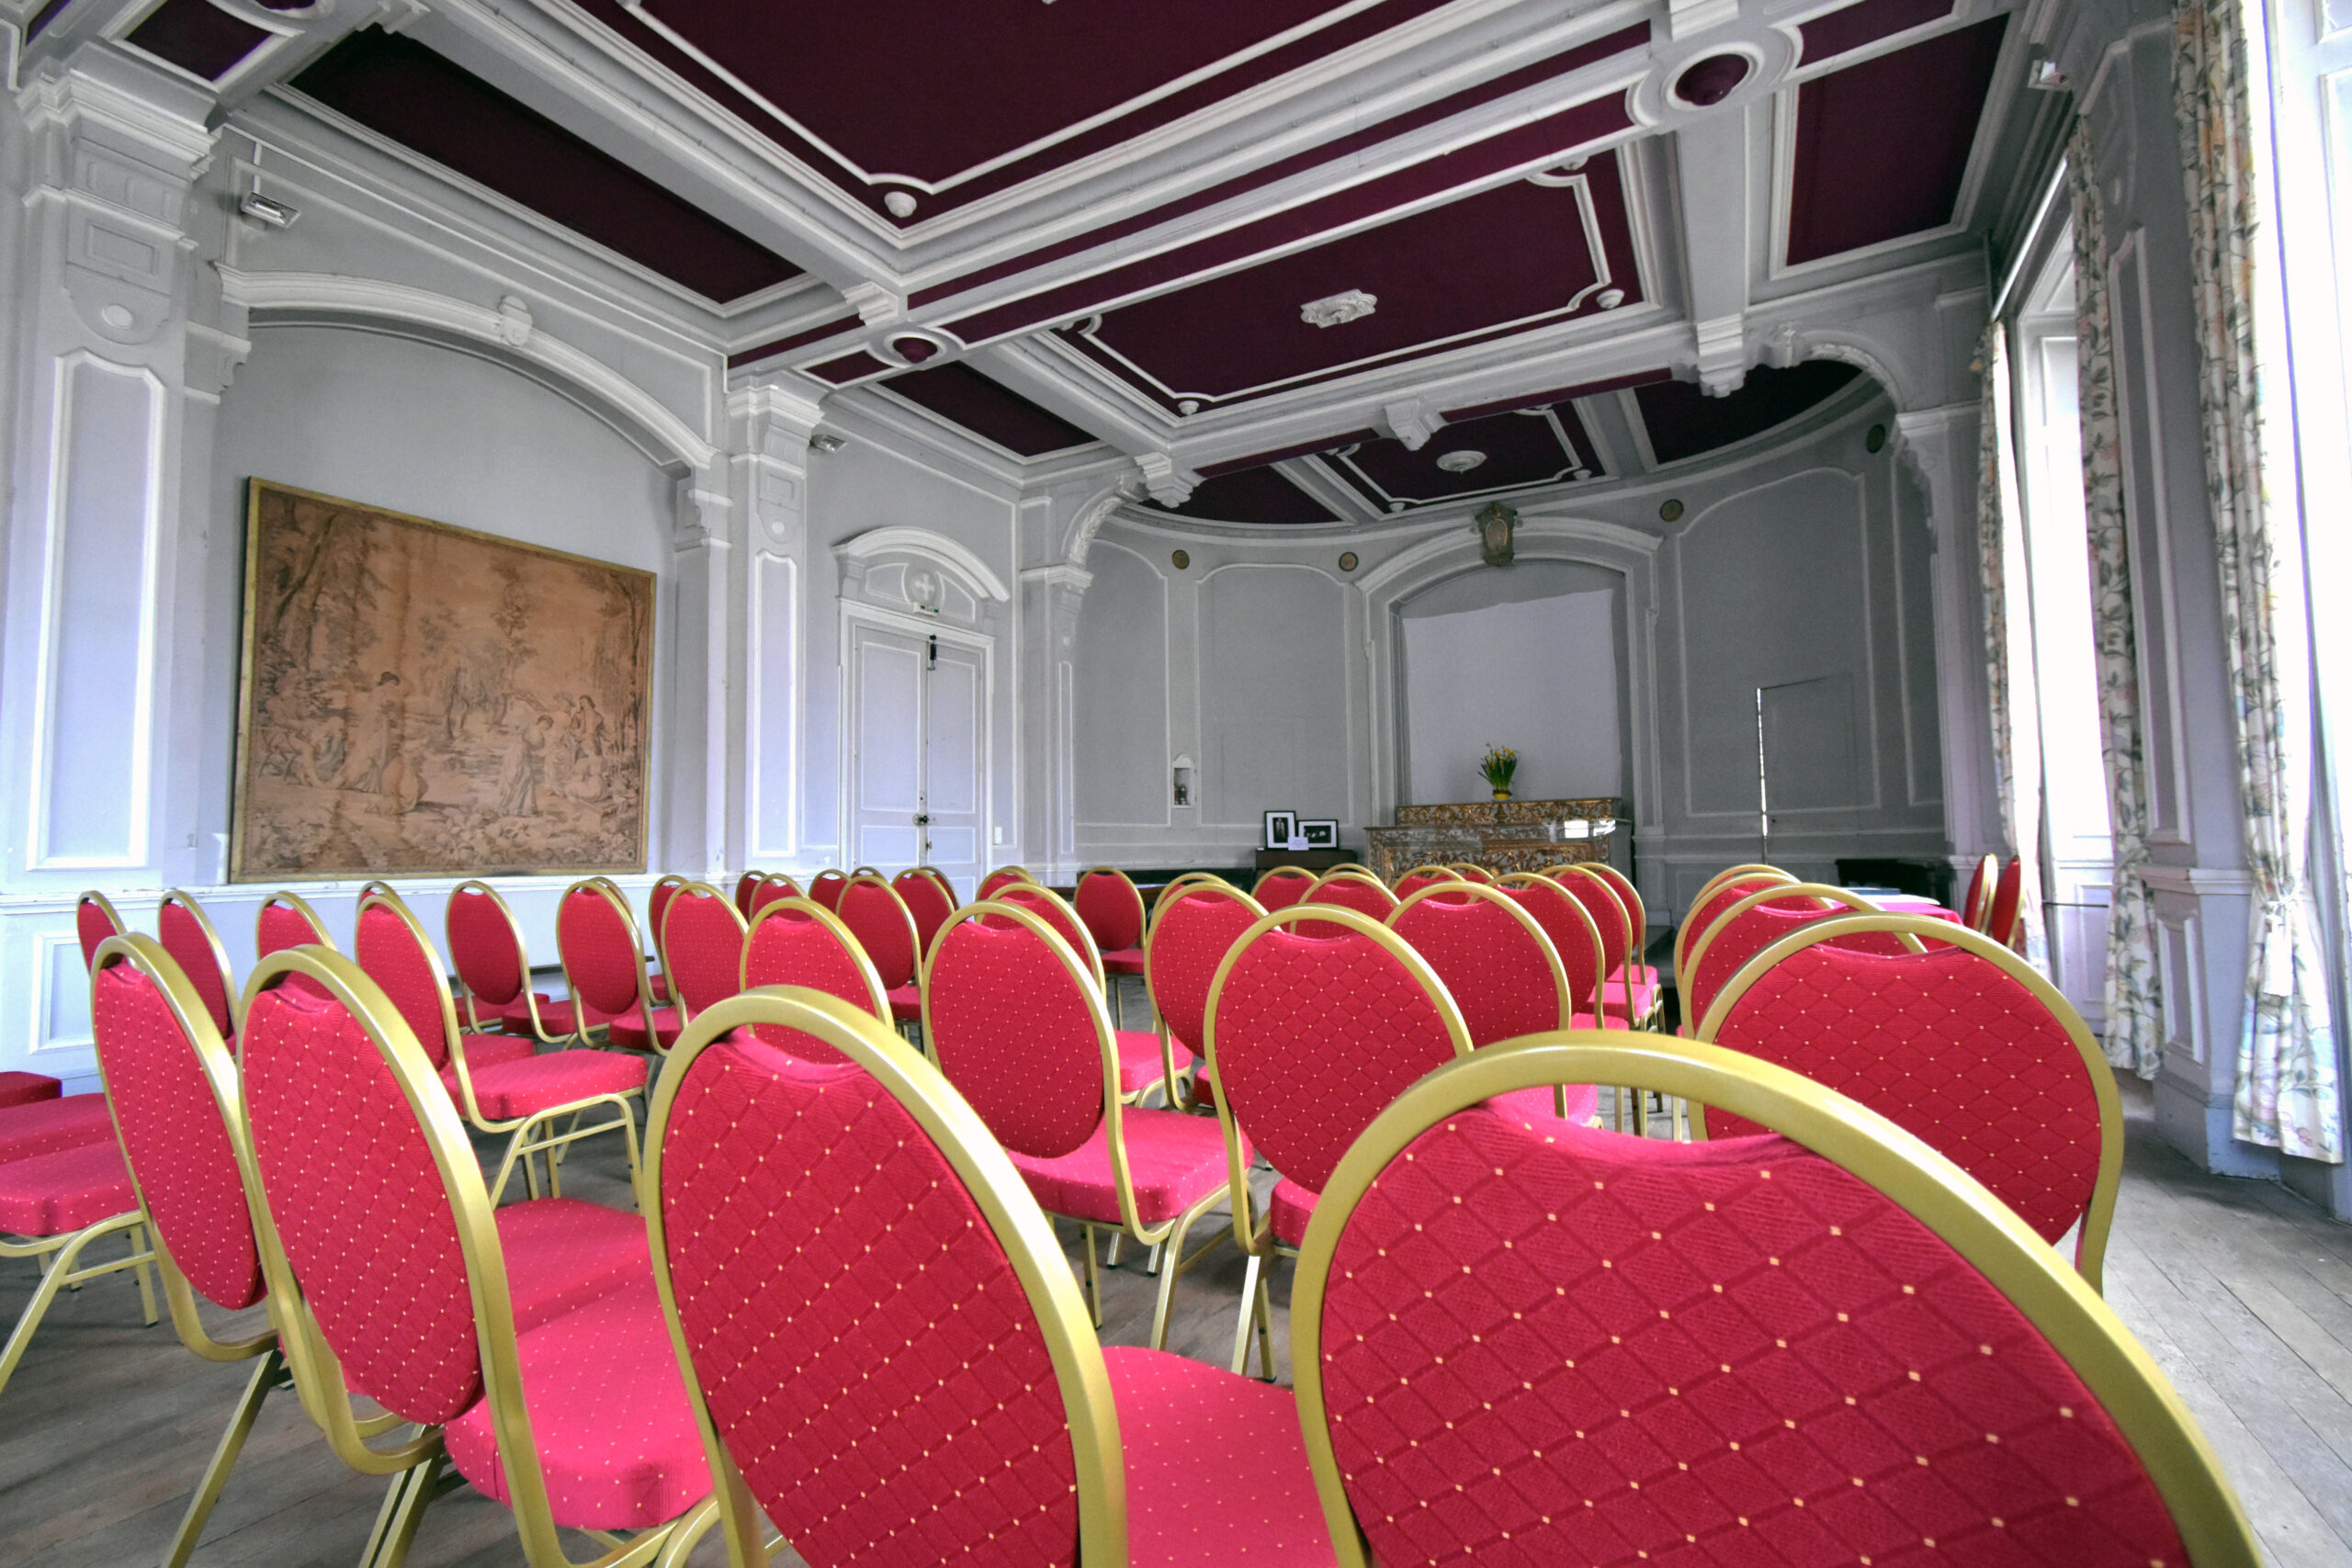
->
xmin=832 ymin=526 xmax=1011 ymax=628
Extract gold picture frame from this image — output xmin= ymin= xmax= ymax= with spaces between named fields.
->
xmin=230 ymin=479 xmax=654 ymax=881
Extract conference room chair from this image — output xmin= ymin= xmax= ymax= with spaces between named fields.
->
xmin=643 ymin=988 xmax=1335 ymax=1568
xmin=1250 ymin=864 xmax=1317 ymax=909
xmin=581 ymin=877 xmax=673 ymax=1007
xmin=1584 ymin=859 xmax=1657 ymax=987
xmin=730 ymin=871 xmax=763 ymax=918
xmin=237 ymin=947 xmax=719 ymax=1568
xmin=556 ymin=878 xmax=683 ymax=1051
xmin=158 ymin=888 xmax=239 ymax=1040
xmin=254 ymin=888 xmax=334 ymax=960
xmin=1494 ymin=872 xmax=1608 ymax=1021
xmin=749 ymin=872 xmax=800 ymax=916
xmin=835 ymin=873 xmax=924 ymax=1029
xmin=657 ymin=881 xmax=748 ymax=1025
xmin=1689 ymin=861 xmax=1794 ymax=906
xmin=1444 ymin=862 xmax=1495 ymax=884
xmin=923 ymin=901 xmax=1237 ymax=1345
xmin=356 ymin=889 xmax=641 ymax=1201
xmin=807 ymin=868 xmax=850 ymax=910
xmin=1987 ymin=853 xmax=2027 ymax=948
xmin=1678 ymin=881 xmax=1896 ymax=1032
xmin=1962 ymin=850 xmax=2001 ymax=930
xmin=76 ymin=889 xmax=128 ymax=969
xmin=1300 ymin=868 xmax=1399 ymax=928
xmin=1550 ymin=863 xmax=1659 ymax=1026
xmin=914 ymin=864 xmax=960 ymax=906
xmin=1141 ymin=877 xmax=1263 ymax=1113
xmin=1288 ymin=1032 xmax=2257 ymax=1568
xmin=975 ymin=864 xmax=1035 ymax=899
xmin=1202 ymin=904 xmax=1566 ymax=1374
xmin=1073 ymin=863 xmax=1149 ymax=987
xmin=888 ymin=866 xmax=956 ymax=960
xmin=1391 ymin=863 xmax=1459 ymax=899
xmin=1695 ymin=911 xmax=2124 ymax=1291
xmin=988 ymin=884 xmax=1176 ymax=1104
xmin=446 ymin=880 xmax=579 ymax=1042
xmin=741 ymin=896 xmax=894 ymax=1063
xmin=1671 ymin=868 xmax=1799 ymax=1001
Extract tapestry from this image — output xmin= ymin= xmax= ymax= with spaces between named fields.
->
xmin=232 ymin=480 xmax=653 ymax=880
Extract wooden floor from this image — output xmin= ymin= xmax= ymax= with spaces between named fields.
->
xmin=3 ymin=1070 xmax=2348 ymax=1567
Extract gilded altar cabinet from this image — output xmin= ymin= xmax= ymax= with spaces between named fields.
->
xmin=1365 ymin=798 xmax=1622 ymax=882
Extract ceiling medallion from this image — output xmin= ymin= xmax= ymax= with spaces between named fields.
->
xmin=882 ymin=190 xmax=919 ymax=218
xmin=1435 ymin=449 xmax=1487 ymax=474
xmin=1300 ymin=288 xmax=1377 ymax=328
xmin=1672 ymin=52 xmax=1753 ymax=107
xmin=1178 ymin=399 xmax=1201 ymax=415
xmin=1338 ymin=551 xmax=1359 ymax=572
xmin=1596 ymin=288 xmax=1626 ymax=310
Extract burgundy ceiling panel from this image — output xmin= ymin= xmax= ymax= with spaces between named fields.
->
xmin=1797 ymin=0 xmax=1954 ymax=62
xmin=126 ymin=0 xmax=270 ymax=81
xmin=1784 ymin=17 xmax=2007 ymax=265
xmin=879 ymin=363 xmax=1098 ymax=457
xmin=808 ymin=349 xmax=891 ymax=385
xmin=1330 ymin=406 xmax=1602 ymax=510
xmin=291 ymin=31 xmax=803 ymax=303
xmin=729 ymin=312 xmax=862 ymax=370
xmin=1053 ymin=157 xmax=1639 ymax=412
xmin=1146 ymin=467 xmax=1339 ymax=526
xmin=1634 ymin=362 xmax=1864 ymax=465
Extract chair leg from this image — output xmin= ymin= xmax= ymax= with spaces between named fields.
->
xmin=1103 ymin=1231 xmax=1124 ymax=1269
xmin=358 ymin=1453 xmax=445 ymax=1568
xmin=1079 ymin=1224 xmax=1102 ymax=1327
xmin=163 ymin=1348 xmax=284 ymax=1568
xmin=130 ymin=1225 xmax=158 ymax=1325
xmin=1228 ymin=1250 xmax=1264 ymax=1376
xmin=0 ymin=1217 xmax=145 ymax=1404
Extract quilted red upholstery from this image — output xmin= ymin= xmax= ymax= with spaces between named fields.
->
xmin=1315 ymin=1110 xmax=2183 ymax=1568
xmin=605 ymin=1005 xmax=682 ymax=1051
xmin=661 ymin=890 xmax=745 ymax=1019
xmin=447 ymin=888 xmax=528 ymax=1010
xmin=1076 ymin=871 xmax=1145 ymax=954
xmin=1008 ymin=1106 xmax=1241 ymax=1225
xmin=241 ymin=985 xmax=483 ymax=1425
xmin=926 ymin=919 xmax=1104 ymax=1160
xmin=1254 ymin=872 xmax=1316 ymax=911
xmin=458 ymin=1050 xmax=644 ymax=1121
xmin=886 ymin=982 xmax=923 ymax=1021
xmin=1504 ymin=879 xmax=1604 ymax=1015
xmin=977 ymin=867 xmax=1032 ymax=900
xmin=489 ymin=993 xmax=577 ymax=1035
xmin=1391 ymin=896 xmax=1565 ymax=1047
xmin=1271 ymin=1176 xmax=1317 ymax=1248
xmin=1681 ymin=876 xmax=1788 ymax=971
xmin=90 ymin=964 xmax=264 ymax=1310
xmin=808 ymin=870 xmax=849 ymax=911
xmin=557 ymin=888 xmax=649 ymax=1019
xmin=993 ymin=886 xmax=1092 ymax=967
xmin=1708 ymin=945 xmax=2103 ymax=1244
xmin=657 ymin=1032 xmax=1082 ymax=1568
xmin=1395 ymin=871 xmax=1459 ymax=900
xmin=444 ymin=1272 xmax=710 ymax=1530
xmin=837 ymin=882 xmax=919 ymax=989
xmin=1117 ymin=1030 xmax=1191 ymax=1096
xmin=922 ymin=868 xmax=961 ymax=906
xmin=0 ymin=1095 xmax=118 ymax=1164
xmin=159 ymin=898 xmax=235 ymax=1039
xmin=354 ymin=905 xmax=457 ymax=1070
xmin=493 ymin=1198 xmax=649 ymax=1333
xmin=1102 ymin=947 xmax=1148 ymax=976
xmin=741 ymin=909 xmax=881 ymax=1063
xmin=76 ymin=897 xmax=122 ymax=969
xmin=1452 ymin=864 xmax=1497 ymax=884
xmin=1555 ymin=873 xmax=1631 ymax=966
xmin=732 ymin=873 xmax=763 ymax=918
xmin=892 ymin=870 xmax=956 ymax=957
xmin=1209 ymin=926 xmax=1455 ymax=1194
xmin=1147 ymin=890 xmax=1261 ymax=1058
xmin=255 ymin=898 xmax=326 ymax=959
xmin=1990 ymin=857 xmax=2024 ymax=947
xmin=0 ymin=1141 xmax=136 ymax=1235
xmin=751 ymin=876 xmax=799 ymax=914
xmin=1304 ymin=877 xmax=1398 ymax=926
xmin=648 ymin=879 xmax=683 ymax=942
xmin=1688 ymin=897 xmax=1842 ymax=1030
xmin=0 ymin=1072 xmax=61 ymax=1110
xmin=1102 ymin=1347 xmax=1338 ymax=1567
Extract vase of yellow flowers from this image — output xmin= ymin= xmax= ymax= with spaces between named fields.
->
xmin=1479 ymin=744 xmax=1518 ymax=801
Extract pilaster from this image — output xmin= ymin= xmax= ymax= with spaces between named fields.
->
xmin=1020 ymin=561 xmax=1091 ymax=883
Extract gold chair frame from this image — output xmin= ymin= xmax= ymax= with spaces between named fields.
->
xmin=1075 ymin=865 xmax=1150 ymax=1030
xmin=1677 ymin=881 xmax=1916 ymax=1008
xmin=77 ymin=888 xmax=129 ymax=951
xmin=1390 ymin=863 xmax=1460 ymax=889
xmin=1248 ymin=864 xmax=1317 ymax=904
xmin=1669 ymin=866 xmax=1797 ymax=1000
xmin=1140 ymin=879 xmax=1263 ymax=1114
xmin=1689 ymin=862 xmax=1792 ymax=905
xmin=741 ymin=896 xmax=893 ymax=1031
xmin=449 ymin=879 xmax=575 ymax=1044
xmin=556 ymin=878 xmax=672 ymax=1055
xmin=256 ymin=888 xmax=337 ymax=953
xmin=161 ymin=886 xmax=239 ymax=1031
xmin=1965 ymin=851 xmax=2001 ymax=930
xmin=654 ymin=881 xmax=746 ymax=1027
xmin=1148 ymin=870 xmax=1231 ymax=916
xmin=1546 ymin=863 xmax=1660 ymax=1028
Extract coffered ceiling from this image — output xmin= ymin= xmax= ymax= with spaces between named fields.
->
xmin=22 ymin=0 xmax=2060 ymax=523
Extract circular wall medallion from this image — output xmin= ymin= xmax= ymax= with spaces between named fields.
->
xmin=1170 ymin=549 xmax=1191 ymax=570
xmin=1338 ymin=551 xmax=1359 ymax=572
xmin=1673 ymin=52 xmax=1752 ymax=107
xmin=1867 ymin=423 xmax=1888 ymax=453
xmin=889 ymin=334 xmax=940 ymax=364
xmin=1659 ymin=499 xmax=1685 ymax=523
xmin=1435 ymin=449 xmax=1487 ymax=474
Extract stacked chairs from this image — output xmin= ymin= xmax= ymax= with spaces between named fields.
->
xmin=1201 ymin=905 xmax=1569 ymax=1373
xmin=356 ymin=889 xmax=642 ymax=1201
xmin=989 ymin=883 xmax=1179 ymax=1104
xmin=1142 ymin=878 xmax=1264 ymax=1112
xmin=447 ymin=880 xmax=579 ymax=1041
xmin=808 ymin=868 xmax=850 ymax=910
xmin=834 ymin=872 xmax=924 ymax=1027
xmin=556 ymin=878 xmax=683 ymax=1051
xmin=1250 ymin=864 xmax=1317 ymax=909
xmin=923 ymin=901 xmax=1237 ymax=1343
xmin=1288 ymin=1032 xmax=2257 ymax=1568
xmin=645 ymin=989 xmax=1334 ymax=1568
xmin=1391 ymin=863 xmax=1458 ymax=899
xmin=1678 ymin=880 xmax=1894 ymax=1032
xmin=976 ymin=864 xmax=1035 ymax=899
xmin=656 ymin=881 xmax=748 ymax=1025
xmin=76 ymin=890 xmax=127 ymax=967
xmin=1300 ymin=868 xmax=1398 ymax=927
xmin=888 ymin=866 xmax=956 ymax=960
xmin=237 ymin=948 xmax=718 ymax=1565
xmin=158 ymin=888 xmax=238 ymax=1040
xmin=1695 ymin=911 xmax=2123 ymax=1289
xmin=741 ymin=897 xmax=893 ymax=1062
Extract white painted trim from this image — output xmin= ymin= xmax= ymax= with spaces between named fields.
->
xmin=831 ymin=525 xmax=1012 ymax=602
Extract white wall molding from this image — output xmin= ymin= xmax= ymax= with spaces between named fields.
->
xmin=833 ymin=525 xmax=1012 ymax=604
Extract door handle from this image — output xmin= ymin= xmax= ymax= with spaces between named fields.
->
xmin=913 ymin=814 xmax=932 ymax=826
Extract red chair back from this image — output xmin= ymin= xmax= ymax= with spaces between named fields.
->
xmin=918 ymin=866 xmax=960 ymax=907
xmin=646 ymin=999 xmax=1115 ymax=1568
xmin=1673 ymin=871 xmax=1790 ymax=990
xmin=741 ymin=899 xmax=889 ymax=1063
xmin=1582 ymin=861 xmax=1646 ymax=947
xmin=835 ymin=875 xmax=920 ymax=990
xmin=1699 ymin=913 xmax=2120 ymax=1278
xmin=924 ymin=907 xmax=1108 ymax=1160
xmin=746 ymin=874 xmax=797 ymax=916
xmin=1550 ymin=865 xmax=1630 ymax=972
xmin=659 ymin=884 xmax=746 ymax=1022
xmin=808 ymin=870 xmax=849 ymax=911
xmin=76 ymin=891 xmax=125 ymax=971
xmin=255 ymin=891 xmax=333 ymax=960
xmin=557 ymin=880 xmax=652 ymax=1021
xmin=353 ymin=892 xmax=460 ymax=1072
xmin=1386 ymin=884 xmax=1568 ymax=1047
xmin=731 ymin=872 xmax=763 ymax=918
xmin=1497 ymin=873 xmax=1606 ymax=1017
xmin=446 ymin=881 xmax=530 ymax=1014
xmin=1963 ymin=851 xmax=1999 ymax=929
xmin=1682 ymin=882 xmax=1883 ymax=1032
xmin=1390 ymin=867 xmax=1458 ymax=900
xmin=890 ymin=869 xmax=956 ymax=960
xmin=158 ymin=890 xmax=236 ymax=1039
xmin=647 ymin=875 xmax=686 ymax=943
xmin=1294 ymin=1037 xmax=2250 ymax=1568
xmin=1250 ymin=867 xmax=1316 ymax=910
xmin=89 ymin=938 xmax=264 ymax=1312
xmin=1989 ymin=854 xmax=2025 ymax=946
xmin=975 ymin=866 xmax=1034 ymax=900
xmin=1144 ymin=883 xmax=1265 ymax=1061
xmin=1301 ymin=872 xmax=1397 ymax=929
xmin=1072 ymin=867 xmax=1145 ymax=954
xmin=1204 ymin=908 xmax=1464 ymax=1195
xmin=1446 ymin=863 xmax=1495 ymax=885
xmin=988 ymin=885 xmax=1102 ymax=979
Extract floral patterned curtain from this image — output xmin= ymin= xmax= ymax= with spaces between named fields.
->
xmin=2068 ymin=123 xmax=2165 ymax=1079
xmin=1976 ymin=323 xmax=2049 ymax=971
xmin=2175 ymin=0 xmax=2342 ymax=1159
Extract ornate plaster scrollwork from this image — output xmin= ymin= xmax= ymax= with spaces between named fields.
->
xmin=495 ymin=294 xmax=534 ymax=347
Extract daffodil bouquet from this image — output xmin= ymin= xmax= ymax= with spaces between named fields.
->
xmin=1479 ymin=745 xmax=1518 ymax=794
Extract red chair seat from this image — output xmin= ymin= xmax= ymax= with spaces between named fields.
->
xmin=1116 ymin=1030 xmax=1193 ymax=1096
xmin=1609 ymin=963 xmax=1659 ymax=989
xmin=0 ymin=1095 xmax=118 ymax=1164
xmin=1103 ymin=1346 xmax=1338 ymax=1567
xmin=0 ymin=1072 xmax=61 ymax=1110
xmin=498 ymin=1197 xmax=654 ymax=1333
xmin=0 ymin=1141 xmax=135 ymax=1235
xmin=1192 ymin=1061 xmax=1219 ymax=1108
xmin=605 ymin=1005 xmax=683 ymax=1050
xmin=438 ymin=1034 xmax=537 ymax=1098
xmin=1570 ymin=1011 xmax=1635 ymax=1031
xmin=1271 ymin=1177 xmax=1317 ymax=1248
xmin=443 ymin=1274 xmax=709 ymax=1532
xmin=490 ymin=994 xmax=578 ymax=1035
xmin=460 ymin=1051 xmax=645 ymax=1122
xmin=647 ymin=973 xmax=669 ymax=1003
xmin=1009 ymin=1108 xmax=1245 ymax=1227
xmin=887 ymin=983 xmax=922 ymax=1023
xmin=1101 ymin=946 xmax=1147 ymax=976
xmin=1488 ymin=1083 xmax=1599 ymax=1126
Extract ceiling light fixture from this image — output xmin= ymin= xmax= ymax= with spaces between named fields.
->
xmin=238 ymin=191 xmax=299 ymax=229
xmin=808 ymin=433 xmax=847 ymax=454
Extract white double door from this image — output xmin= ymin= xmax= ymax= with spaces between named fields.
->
xmin=845 ymin=615 xmax=988 ymax=891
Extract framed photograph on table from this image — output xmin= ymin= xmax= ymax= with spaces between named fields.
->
xmin=1300 ymin=819 xmax=1340 ymax=850
xmin=1263 ymin=809 xmax=1298 ymax=850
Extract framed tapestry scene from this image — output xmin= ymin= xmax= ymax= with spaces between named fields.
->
xmin=231 ymin=479 xmax=655 ymax=881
